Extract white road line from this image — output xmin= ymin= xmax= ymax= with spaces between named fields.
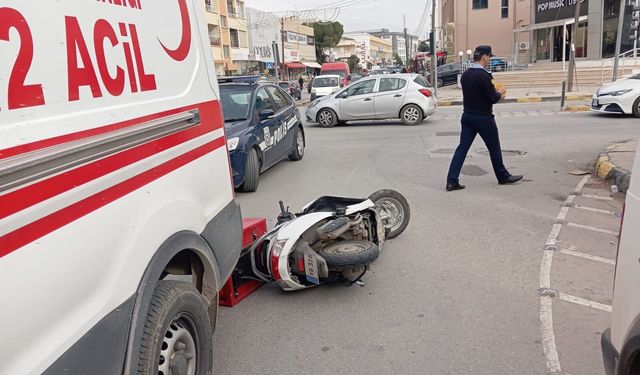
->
xmin=538 ymin=175 xmax=589 ymax=374
xmin=540 ymin=297 xmax=562 ymax=373
xmin=557 ymin=293 xmax=613 ymax=312
xmin=581 ymin=194 xmax=613 ymax=201
xmin=567 ymin=222 xmax=618 ymax=236
xmin=574 ymin=205 xmax=616 ymax=215
xmin=559 ymin=249 xmax=616 ymax=265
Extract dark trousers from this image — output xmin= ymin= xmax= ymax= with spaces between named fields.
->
xmin=447 ymin=112 xmax=510 ymax=183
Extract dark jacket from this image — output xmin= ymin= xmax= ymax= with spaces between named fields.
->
xmin=461 ymin=66 xmax=502 ymax=115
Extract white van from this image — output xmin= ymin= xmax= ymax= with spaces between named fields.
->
xmin=0 ymin=2 xmax=242 ymax=374
xmin=310 ymin=75 xmax=342 ymax=102
xmin=602 ymin=143 xmax=640 ymax=375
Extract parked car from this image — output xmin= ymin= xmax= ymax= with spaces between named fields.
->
xmin=320 ymin=61 xmax=351 ymax=87
xmin=305 ymin=74 xmax=437 ymax=127
xmin=427 ymin=62 xmax=462 ymax=87
xmin=601 ymin=142 xmax=640 ymax=374
xmin=490 ymin=57 xmax=509 ymax=72
xmin=591 ymin=73 xmax=640 ymax=117
xmin=310 ymin=75 xmax=342 ymax=101
xmin=219 ymin=77 xmax=305 ymax=192
xmin=277 ymin=81 xmax=302 ymax=100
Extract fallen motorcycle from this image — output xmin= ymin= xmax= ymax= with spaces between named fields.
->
xmin=249 ymin=190 xmax=410 ymax=291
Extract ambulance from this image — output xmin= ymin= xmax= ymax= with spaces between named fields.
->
xmin=0 ymin=1 xmax=242 ymax=374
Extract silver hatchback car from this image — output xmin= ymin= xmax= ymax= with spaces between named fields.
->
xmin=305 ymin=74 xmax=437 ymax=127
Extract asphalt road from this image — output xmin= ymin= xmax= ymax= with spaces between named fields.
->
xmin=214 ymin=102 xmax=639 ymax=375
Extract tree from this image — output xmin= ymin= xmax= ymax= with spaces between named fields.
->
xmin=347 ymin=54 xmax=360 ymax=72
xmin=307 ymin=21 xmax=344 ymax=64
xmin=418 ymin=40 xmax=429 ymax=52
xmin=394 ymin=53 xmax=404 ymax=66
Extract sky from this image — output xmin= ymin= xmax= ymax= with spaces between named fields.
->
xmin=246 ymin=0 xmax=431 ymax=39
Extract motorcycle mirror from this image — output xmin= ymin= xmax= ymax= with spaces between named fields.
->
xmin=279 ymin=201 xmax=286 ymax=214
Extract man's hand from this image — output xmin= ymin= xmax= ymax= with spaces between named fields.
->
xmin=497 ymin=87 xmax=507 ymax=99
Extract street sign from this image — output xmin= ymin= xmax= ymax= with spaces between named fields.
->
xmin=266 ymin=62 xmax=274 ymax=69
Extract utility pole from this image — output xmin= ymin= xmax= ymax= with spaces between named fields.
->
xmin=281 ymin=17 xmax=286 ymax=81
xmin=566 ymin=0 xmax=582 ymax=91
xmin=612 ymin=0 xmax=627 ymax=81
xmin=404 ymin=14 xmax=409 ymax=65
xmin=272 ymin=40 xmax=280 ymax=84
xmin=430 ymin=0 xmax=437 ymax=96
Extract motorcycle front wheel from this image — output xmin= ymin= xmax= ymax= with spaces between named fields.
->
xmin=317 ymin=240 xmax=379 ymax=270
xmin=369 ymin=189 xmax=411 ymax=239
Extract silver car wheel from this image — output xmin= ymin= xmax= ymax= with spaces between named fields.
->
xmin=318 ymin=110 xmax=332 ymax=126
xmin=403 ymin=107 xmax=420 ymax=123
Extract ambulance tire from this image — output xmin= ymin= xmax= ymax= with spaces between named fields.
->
xmin=137 ymin=281 xmax=213 ymax=375
xmin=241 ymin=148 xmax=260 ymax=192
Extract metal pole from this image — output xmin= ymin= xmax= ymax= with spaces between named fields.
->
xmin=404 ymin=14 xmax=409 ymax=65
xmin=613 ymin=0 xmax=627 ymax=81
xmin=567 ymin=0 xmax=581 ymax=92
xmin=562 ymin=23 xmax=567 ymax=71
xmin=272 ymin=41 xmax=280 ymax=84
xmin=561 ymin=80 xmax=566 ymax=110
xmin=431 ymin=0 xmax=438 ymax=96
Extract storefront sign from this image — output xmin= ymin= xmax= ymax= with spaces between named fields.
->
xmin=284 ymin=48 xmax=300 ymax=62
xmin=253 ymin=45 xmax=273 ymax=62
xmin=307 ymin=36 xmax=315 ymax=45
xmin=535 ymin=0 xmax=588 ymax=23
xmin=286 ymin=31 xmax=308 ymax=44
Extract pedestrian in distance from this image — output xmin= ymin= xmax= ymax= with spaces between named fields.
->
xmin=298 ymin=76 xmax=304 ymax=89
xmin=446 ymin=45 xmax=523 ymax=192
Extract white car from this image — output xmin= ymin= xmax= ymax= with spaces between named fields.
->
xmin=602 ymin=142 xmax=640 ymax=375
xmin=310 ymin=75 xmax=342 ymax=102
xmin=305 ymin=74 xmax=437 ymax=127
xmin=591 ymin=73 xmax=640 ymax=117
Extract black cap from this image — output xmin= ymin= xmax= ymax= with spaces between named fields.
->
xmin=473 ymin=45 xmax=494 ymax=59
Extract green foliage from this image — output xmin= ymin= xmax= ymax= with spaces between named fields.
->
xmin=394 ymin=54 xmax=404 ymax=66
xmin=307 ymin=21 xmax=344 ymax=63
xmin=418 ymin=40 xmax=429 ymax=52
xmin=347 ymin=54 xmax=360 ymax=71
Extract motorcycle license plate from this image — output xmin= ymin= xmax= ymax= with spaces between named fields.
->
xmin=304 ymin=253 xmax=320 ymax=285
xmin=592 ymin=99 xmax=599 ymax=107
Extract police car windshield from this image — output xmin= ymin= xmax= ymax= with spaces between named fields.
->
xmin=220 ymin=86 xmax=252 ymax=123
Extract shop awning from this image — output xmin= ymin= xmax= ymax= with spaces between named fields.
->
xmin=301 ymin=61 xmax=322 ymax=69
xmin=513 ymin=15 xmax=588 ymax=32
xmin=284 ymin=62 xmax=307 ymax=69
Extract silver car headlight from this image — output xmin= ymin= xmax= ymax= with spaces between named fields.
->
xmin=309 ymin=99 xmax=320 ymax=108
xmin=602 ymin=89 xmax=633 ymax=97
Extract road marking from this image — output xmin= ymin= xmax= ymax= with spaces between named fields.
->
xmin=574 ymin=205 xmax=616 ymax=215
xmin=560 ymin=248 xmax=616 ymax=265
xmin=580 ymin=194 xmax=613 ymax=201
xmin=538 ymin=175 xmax=589 ymax=374
xmin=567 ymin=222 xmax=618 ymax=236
xmin=557 ymin=293 xmax=613 ymax=312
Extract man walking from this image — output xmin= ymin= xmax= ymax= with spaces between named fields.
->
xmin=446 ymin=45 xmax=523 ymax=192
xmin=298 ymin=76 xmax=304 ymax=90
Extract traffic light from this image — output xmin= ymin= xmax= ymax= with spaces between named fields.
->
xmin=631 ymin=0 xmax=640 ymax=42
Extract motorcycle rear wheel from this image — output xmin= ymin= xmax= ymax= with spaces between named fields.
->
xmin=369 ymin=189 xmax=411 ymax=239
xmin=317 ymin=240 xmax=379 ymax=270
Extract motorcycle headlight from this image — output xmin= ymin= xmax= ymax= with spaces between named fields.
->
xmin=227 ymin=137 xmax=240 ymax=151
xmin=603 ymin=89 xmax=633 ymax=97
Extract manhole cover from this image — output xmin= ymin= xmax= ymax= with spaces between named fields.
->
xmin=435 ymin=131 xmax=461 ymax=136
xmin=475 ymin=149 xmax=527 ymax=157
xmin=461 ymin=165 xmax=488 ymax=176
xmin=429 ymin=148 xmax=456 ymax=154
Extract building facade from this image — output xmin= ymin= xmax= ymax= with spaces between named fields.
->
xmin=246 ymin=7 xmax=279 ymax=71
xmin=368 ymin=29 xmax=420 ymax=63
xmin=203 ymin=0 xmax=249 ymax=75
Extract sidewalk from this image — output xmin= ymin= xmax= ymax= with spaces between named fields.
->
xmin=595 ymin=139 xmax=638 ymax=193
xmin=436 ymin=85 xmax=598 ymax=106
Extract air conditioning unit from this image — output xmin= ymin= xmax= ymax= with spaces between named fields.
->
xmin=518 ymin=42 xmax=529 ymax=51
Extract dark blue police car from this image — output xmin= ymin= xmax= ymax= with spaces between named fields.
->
xmin=219 ymin=76 xmax=305 ymax=192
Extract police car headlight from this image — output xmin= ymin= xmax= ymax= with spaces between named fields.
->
xmin=227 ymin=137 xmax=240 ymax=151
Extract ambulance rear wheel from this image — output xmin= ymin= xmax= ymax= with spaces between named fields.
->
xmin=137 ymin=281 xmax=213 ymax=375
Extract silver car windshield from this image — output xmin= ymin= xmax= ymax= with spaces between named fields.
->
xmin=313 ymin=77 xmax=340 ymax=87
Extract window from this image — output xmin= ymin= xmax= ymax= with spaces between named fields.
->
xmin=205 ymin=0 xmax=216 ymax=12
xmin=208 ymin=24 xmax=221 ymax=46
xmin=345 ymin=79 xmax=376 ymax=96
xmin=239 ymin=30 xmax=248 ymax=48
xmin=255 ymin=88 xmax=275 ymax=114
xmin=267 ymin=87 xmax=292 ymax=111
xmin=227 ymin=0 xmax=236 ymax=16
xmin=237 ymin=1 xmax=245 ymax=17
xmin=472 ymin=0 xmax=488 ymax=9
xmin=501 ymin=0 xmax=509 ymax=18
xmin=230 ymin=29 xmax=239 ymax=48
xmin=378 ymin=78 xmax=407 ymax=92
xmin=413 ymin=75 xmax=432 ymax=88
xmin=223 ymin=46 xmax=230 ymax=57
xmin=220 ymin=15 xmax=227 ymax=28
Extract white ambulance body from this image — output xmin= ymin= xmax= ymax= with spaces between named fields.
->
xmin=0 ymin=1 xmax=242 ymax=374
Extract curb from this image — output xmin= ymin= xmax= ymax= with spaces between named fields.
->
xmin=564 ymin=104 xmax=590 ymax=112
xmin=595 ymin=144 xmax=635 ymax=193
xmin=436 ymin=94 xmax=590 ymax=106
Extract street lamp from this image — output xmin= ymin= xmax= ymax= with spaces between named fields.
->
xmin=458 ymin=51 xmax=464 ymax=63
xmin=466 ymin=49 xmax=472 ymax=61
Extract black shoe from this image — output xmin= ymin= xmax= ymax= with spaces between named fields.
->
xmin=446 ymin=182 xmax=466 ymax=191
xmin=499 ymin=175 xmax=523 ymax=185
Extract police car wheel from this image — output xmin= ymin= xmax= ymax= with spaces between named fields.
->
xmin=317 ymin=109 xmax=337 ymax=128
xmin=137 ymin=281 xmax=213 ymax=375
xmin=289 ymin=128 xmax=305 ymax=161
xmin=240 ymin=149 xmax=260 ymax=192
